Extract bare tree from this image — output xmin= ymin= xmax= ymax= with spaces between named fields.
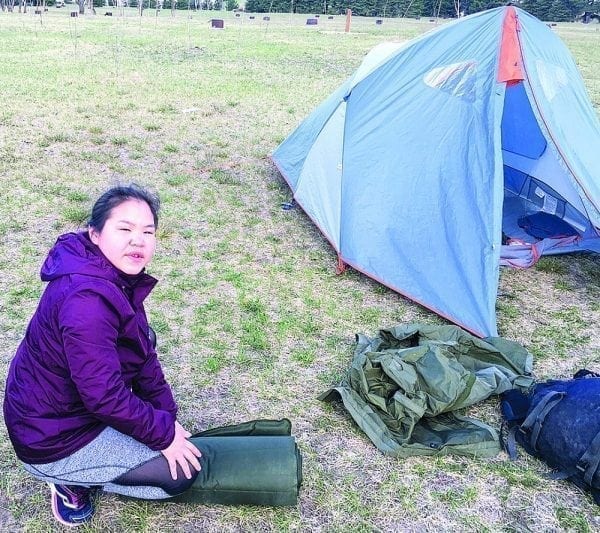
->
xmin=402 ymin=0 xmax=417 ymax=18
xmin=453 ymin=0 xmax=460 ymax=18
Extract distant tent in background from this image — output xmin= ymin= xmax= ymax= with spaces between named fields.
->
xmin=272 ymin=6 xmax=600 ymax=338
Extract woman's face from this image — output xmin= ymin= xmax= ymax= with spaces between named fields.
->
xmin=89 ymin=199 xmax=156 ymax=275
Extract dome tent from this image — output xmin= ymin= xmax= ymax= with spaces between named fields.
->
xmin=272 ymin=6 xmax=600 ymax=338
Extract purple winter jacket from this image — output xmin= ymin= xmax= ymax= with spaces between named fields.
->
xmin=3 ymin=232 xmax=177 ymax=464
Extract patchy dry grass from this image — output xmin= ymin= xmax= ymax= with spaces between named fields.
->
xmin=0 ymin=8 xmax=599 ymax=532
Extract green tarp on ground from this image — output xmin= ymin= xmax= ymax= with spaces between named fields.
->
xmin=319 ymin=324 xmax=534 ymax=458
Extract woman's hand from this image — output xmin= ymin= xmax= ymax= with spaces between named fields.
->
xmin=160 ymin=420 xmax=202 ymax=480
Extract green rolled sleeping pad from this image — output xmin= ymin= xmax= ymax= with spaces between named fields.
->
xmin=172 ymin=419 xmax=302 ymax=507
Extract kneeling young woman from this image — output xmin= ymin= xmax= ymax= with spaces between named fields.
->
xmin=3 ymin=184 xmax=201 ymax=527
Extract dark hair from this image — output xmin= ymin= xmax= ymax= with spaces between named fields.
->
xmin=88 ymin=184 xmax=160 ymax=231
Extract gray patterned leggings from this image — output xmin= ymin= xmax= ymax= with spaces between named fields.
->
xmin=23 ymin=427 xmax=196 ymax=499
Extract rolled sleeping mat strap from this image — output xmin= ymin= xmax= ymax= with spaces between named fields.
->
xmin=172 ymin=435 xmax=302 ymax=506
xmin=196 ymin=418 xmax=292 ymax=438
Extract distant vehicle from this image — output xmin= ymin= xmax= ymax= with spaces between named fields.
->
xmin=56 ymin=0 xmax=65 ymax=6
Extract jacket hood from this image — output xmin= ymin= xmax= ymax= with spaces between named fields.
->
xmin=42 ymin=232 xmax=116 ymax=282
xmin=41 ymin=232 xmax=156 ymax=294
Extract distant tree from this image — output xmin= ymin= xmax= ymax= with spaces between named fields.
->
xmin=521 ymin=0 xmax=588 ymax=20
xmin=550 ymin=0 xmax=586 ymax=19
xmin=226 ymin=0 xmax=238 ymax=9
xmin=293 ymin=0 xmax=321 ymax=12
xmin=329 ymin=0 xmax=375 ymax=15
xmin=573 ymin=0 xmax=589 ymax=16
xmin=382 ymin=0 xmax=423 ymax=17
xmin=421 ymin=0 xmax=434 ymax=16
xmin=244 ymin=0 xmax=261 ymax=9
xmin=421 ymin=0 xmax=457 ymax=18
xmin=521 ymin=0 xmax=553 ymax=19
xmin=401 ymin=0 xmax=424 ymax=17
xmin=463 ymin=0 xmax=497 ymax=15
xmin=549 ymin=0 xmax=571 ymax=19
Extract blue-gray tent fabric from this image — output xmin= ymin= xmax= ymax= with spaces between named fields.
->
xmin=319 ymin=324 xmax=533 ymax=458
xmin=339 ymin=10 xmax=505 ymax=337
xmin=272 ymin=81 xmax=350 ymax=191
xmin=272 ymin=6 xmax=600 ymax=339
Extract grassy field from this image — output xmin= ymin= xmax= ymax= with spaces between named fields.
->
xmin=0 ymin=7 xmax=599 ymax=531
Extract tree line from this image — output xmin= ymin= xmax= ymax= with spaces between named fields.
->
xmin=0 ymin=0 xmax=240 ymax=12
xmin=243 ymin=0 xmax=599 ymax=22
xmin=1 ymin=0 xmax=597 ymax=21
